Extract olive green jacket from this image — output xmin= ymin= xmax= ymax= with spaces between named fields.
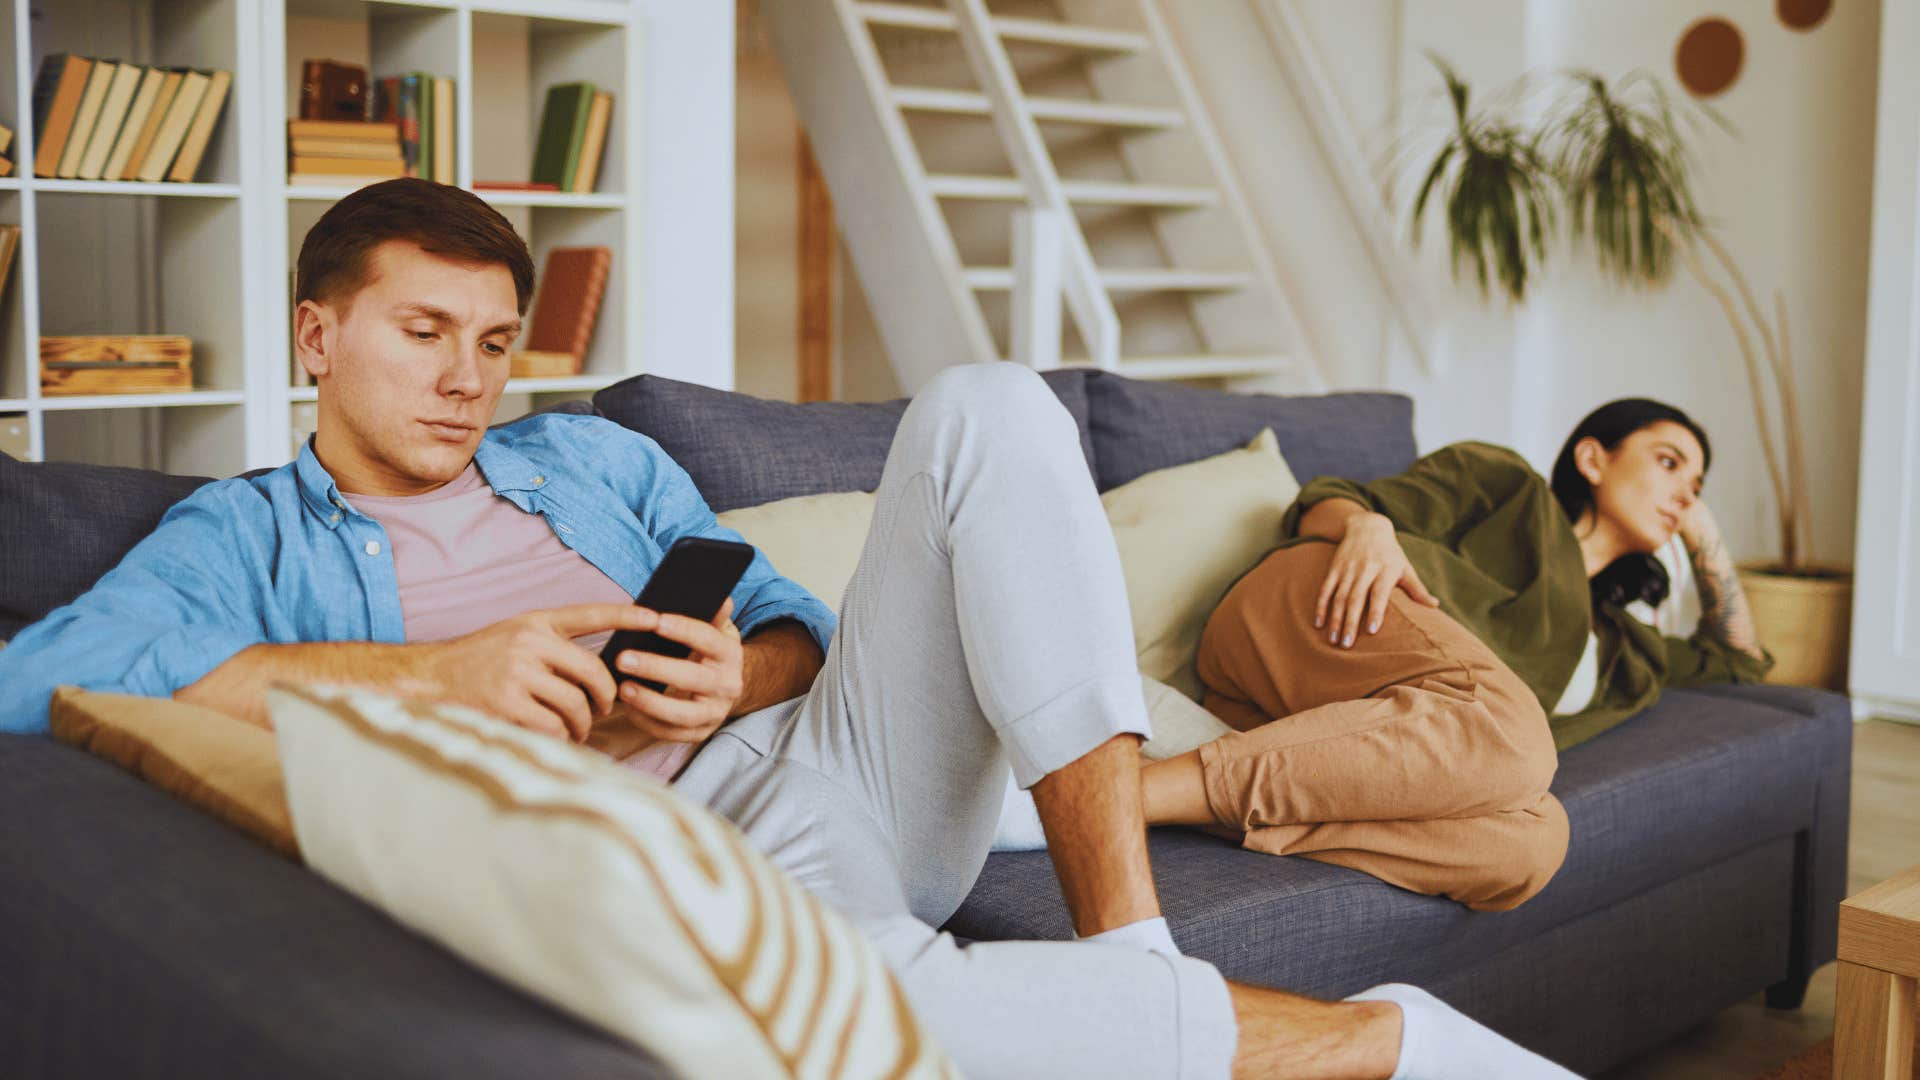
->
xmin=1277 ymin=442 xmax=1773 ymax=750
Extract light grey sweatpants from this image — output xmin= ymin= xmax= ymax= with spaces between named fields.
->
xmin=672 ymin=363 xmax=1238 ymax=1079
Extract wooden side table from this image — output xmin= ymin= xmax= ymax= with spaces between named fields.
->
xmin=1837 ymin=864 xmax=1920 ymax=1078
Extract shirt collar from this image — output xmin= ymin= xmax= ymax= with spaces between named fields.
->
xmin=293 ymin=429 xmax=547 ymax=530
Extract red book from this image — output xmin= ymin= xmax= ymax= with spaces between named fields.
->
xmin=525 ymin=246 xmax=612 ymax=363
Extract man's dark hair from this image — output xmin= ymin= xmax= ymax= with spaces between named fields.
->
xmin=295 ymin=177 xmax=536 ymax=315
xmin=1550 ymin=397 xmax=1713 ymax=611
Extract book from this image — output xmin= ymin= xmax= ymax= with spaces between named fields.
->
xmin=57 ymin=60 xmax=117 ymax=178
xmin=119 ymin=69 xmax=183 ymax=180
xmin=287 ymin=119 xmax=398 ymax=140
xmin=0 ymin=122 xmax=12 ymax=156
xmin=472 ymin=181 xmax=561 ymax=191
xmin=432 ymin=75 xmax=454 ymax=184
xmin=0 ymin=159 xmax=11 ymax=178
xmin=384 ymin=76 xmax=421 ymax=178
xmin=287 ymin=174 xmax=395 ymax=189
xmin=102 ymin=67 xmax=167 ymax=181
xmin=531 ymin=82 xmax=594 ymax=190
xmin=77 ymin=62 xmax=145 ymax=180
xmin=524 ymin=246 xmax=612 ymax=362
xmin=135 ymin=69 xmax=210 ymax=183
xmin=572 ymin=91 xmax=613 ymax=194
xmin=289 ymin=138 xmax=400 ymax=160
xmin=167 ymin=68 xmax=231 ymax=182
xmin=31 ymin=54 xmax=92 ymax=178
xmin=0 ymin=224 xmax=20 ymax=304
xmin=289 ymin=156 xmax=405 ymax=178
xmin=417 ymin=74 xmax=434 ymax=182
xmin=510 ymin=350 xmax=580 ymax=378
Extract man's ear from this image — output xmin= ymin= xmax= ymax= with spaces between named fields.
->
xmin=1574 ymin=436 xmax=1607 ymax=486
xmin=293 ymin=299 xmax=336 ymax=379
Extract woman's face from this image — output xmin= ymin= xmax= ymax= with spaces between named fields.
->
xmin=1580 ymin=420 xmax=1706 ymax=554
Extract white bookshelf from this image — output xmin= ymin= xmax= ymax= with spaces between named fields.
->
xmin=0 ymin=0 xmax=733 ymax=473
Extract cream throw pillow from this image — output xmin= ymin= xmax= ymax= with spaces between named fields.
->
xmin=718 ymin=490 xmax=877 ymax=613
xmin=1138 ymin=674 xmax=1234 ymax=761
xmin=270 ymin=683 xmax=955 ymax=1080
xmin=1102 ymin=428 xmax=1300 ymax=699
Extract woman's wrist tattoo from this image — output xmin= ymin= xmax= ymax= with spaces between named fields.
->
xmin=1689 ymin=535 xmax=1764 ymax=659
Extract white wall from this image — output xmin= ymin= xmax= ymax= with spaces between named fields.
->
xmin=1216 ymin=0 xmax=1880 ymax=566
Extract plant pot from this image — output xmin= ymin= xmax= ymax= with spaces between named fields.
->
xmin=1735 ymin=562 xmax=1853 ymax=691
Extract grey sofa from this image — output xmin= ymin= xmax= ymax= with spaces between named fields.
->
xmin=0 ymin=369 xmax=1849 ymax=1077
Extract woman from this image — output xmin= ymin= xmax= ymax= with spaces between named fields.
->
xmin=1139 ymin=399 xmax=1772 ymax=911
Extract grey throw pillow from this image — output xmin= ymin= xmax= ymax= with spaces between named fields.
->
xmin=1081 ymin=371 xmax=1417 ymax=491
xmin=591 ymin=369 xmax=1097 ymax=513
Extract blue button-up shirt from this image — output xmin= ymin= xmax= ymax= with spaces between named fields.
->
xmin=0 ymin=412 xmax=838 ymax=734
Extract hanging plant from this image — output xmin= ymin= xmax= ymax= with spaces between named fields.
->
xmin=1548 ymin=71 xmax=1715 ymax=287
xmin=1409 ymin=55 xmax=1558 ymax=303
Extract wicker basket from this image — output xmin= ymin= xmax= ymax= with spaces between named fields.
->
xmin=1736 ymin=562 xmax=1853 ymax=691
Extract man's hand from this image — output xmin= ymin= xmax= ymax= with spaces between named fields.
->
xmin=413 ymin=603 xmax=651 ymax=743
xmin=609 ymin=597 xmax=745 ymax=744
xmin=1315 ymin=511 xmax=1439 ymax=648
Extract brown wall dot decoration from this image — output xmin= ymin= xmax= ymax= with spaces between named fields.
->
xmin=1778 ymin=0 xmax=1832 ymax=31
xmin=1676 ymin=18 xmax=1744 ymax=98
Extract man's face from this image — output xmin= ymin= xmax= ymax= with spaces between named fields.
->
xmin=297 ymin=240 xmax=521 ymax=496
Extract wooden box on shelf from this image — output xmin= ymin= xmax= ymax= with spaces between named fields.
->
xmin=40 ymin=335 xmax=193 ymax=396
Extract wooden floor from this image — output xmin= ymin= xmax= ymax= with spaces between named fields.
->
xmin=1599 ymin=717 xmax=1920 ymax=1080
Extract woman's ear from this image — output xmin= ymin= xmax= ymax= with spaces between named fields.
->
xmin=293 ymin=299 xmax=335 ymax=380
xmin=1574 ymin=436 xmax=1607 ymax=487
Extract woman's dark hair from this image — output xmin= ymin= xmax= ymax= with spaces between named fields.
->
xmin=1550 ymin=398 xmax=1712 ymax=611
xmin=296 ymin=177 xmax=535 ymax=315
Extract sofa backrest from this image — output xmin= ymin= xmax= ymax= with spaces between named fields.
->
xmin=0 ymin=371 xmax=1416 ymax=639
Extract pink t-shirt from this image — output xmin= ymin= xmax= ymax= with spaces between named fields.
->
xmin=348 ymin=463 xmax=695 ymax=782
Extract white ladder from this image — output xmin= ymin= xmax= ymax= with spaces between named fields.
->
xmin=761 ymin=0 xmax=1318 ymax=392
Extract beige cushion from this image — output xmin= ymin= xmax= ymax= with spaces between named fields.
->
xmin=49 ymin=687 xmax=298 ymax=859
xmin=270 ymin=683 xmax=955 ymax=1079
xmin=718 ymin=490 xmax=877 ymax=613
xmin=1102 ymin=428 xmax=1300 ymax=699
xmin=1138 ymin=674 xmax=1234 ymax=761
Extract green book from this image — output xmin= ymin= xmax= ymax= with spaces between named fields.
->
xmin=415 ymin=72 xmax=434 ymax=181
xmin=531 ymin=82 xmax=594 ymax=189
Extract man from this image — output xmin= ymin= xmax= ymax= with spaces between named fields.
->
xmin=0 ymin=179 xmax=1575 ymax=1079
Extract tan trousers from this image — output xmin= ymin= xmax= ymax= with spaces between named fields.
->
xmin=1192 ymin=541 xmax=1569 ymax=912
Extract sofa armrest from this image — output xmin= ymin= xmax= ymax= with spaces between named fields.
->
xmin=0 ymin=735 xmax=673 ymax=1079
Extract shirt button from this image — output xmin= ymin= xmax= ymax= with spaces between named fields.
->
xmin=329 ymin=512 xmax=341 ymax=524
xmin=364 ymin=540 xmax=382 ymax=556
xmin=532 ymin=476 xmax=545 ymax=486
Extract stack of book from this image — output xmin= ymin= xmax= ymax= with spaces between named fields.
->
xmin=524 ymin=82 xmax=613 ymax=194
xmin=31 ymin=55 xmax=233 ymax=183
xmin=0 ymin=124 xmax=13 ymax=177
xmin=371 ymin=74 xmax=454 ymax=183
xmin=287 ymin=120 xmax=403 ymax=187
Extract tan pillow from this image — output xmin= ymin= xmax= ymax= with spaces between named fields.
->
xmin=1103 ymin=428 xmax=1300 ymax=699
xmin=718 ymin=490 xmax=877 ymax=612
xmin=49 ymin=687 xmax=298 ymax=859
xmin=271 ymin=683 xmax=957 ymax=1079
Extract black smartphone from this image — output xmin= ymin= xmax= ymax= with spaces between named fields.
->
xmin=600 ymin=537 xmax=757 ymax=693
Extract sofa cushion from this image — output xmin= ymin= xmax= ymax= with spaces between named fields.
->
xmin=49 ymin=687 xmax=297 ymax=859
xmin=591 ymin=369 xmax=1096 ymax=512
xmin=272 ymin=683 xmax=954 ymax=1079
xmin=0 ymin=452 xmax=213 ymax=639
xmin=946 ymin=686 xmax=1846 ymax=995
xmin=1081 ymin=370 xmax=1416 ymax=491
xmin=717 ymin=490 xmax=877 ymax=614
xmin=1102 ymin=427 xmax=1299 ymax=699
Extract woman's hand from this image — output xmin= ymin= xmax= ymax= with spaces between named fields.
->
xmin=1315 ymin=512 xmax=1440 ymax=648
xmin=1677 ymin=498 xmax=1722 ymax=555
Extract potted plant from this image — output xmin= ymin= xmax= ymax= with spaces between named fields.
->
xmin=1408 ymin=61 xmax=1853 ymax=689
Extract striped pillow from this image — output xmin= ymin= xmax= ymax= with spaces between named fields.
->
xmin=270 ymin=683 xmax=955 ymax=1080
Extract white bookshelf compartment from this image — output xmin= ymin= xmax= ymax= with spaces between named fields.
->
xmin=42 ymin=400 xmax=244 ymax=477
xmin=282 ymin=0 xmax=461 ymax=164
xmin=489 ymin=202 xmax=626 ymax=378
xmin=36 ymin=193 xmax=246 ymax=395
xmin=28 ymin=0 xmax=245 ymax=188
xmin=470 ymin=11 xmax=626 ymax=194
